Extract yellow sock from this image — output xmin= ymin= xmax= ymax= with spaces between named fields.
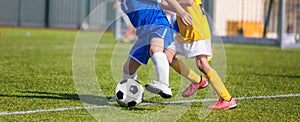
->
xmin=207 ymin=69 xmax=232 ymax=101
xmin=171 ymin=58 xmax=201 ymax=83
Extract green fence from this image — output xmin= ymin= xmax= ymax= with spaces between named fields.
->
xmin=0 ymin=0 xmax=115 ymax=29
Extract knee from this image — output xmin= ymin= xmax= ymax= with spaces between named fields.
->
xmin=197 ymin=63 xmax=205 ymax=72
xmin=150 ymin=45 xmax=164 ymax=55
xmin=165 ymin=49 xmax=175 ymax=65
xmin=196 ymin=55 xmax=211 ymax=73
xmin=150 ymin=38 xmax=164 ymax=54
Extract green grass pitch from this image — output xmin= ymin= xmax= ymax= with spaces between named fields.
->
xmin=0 ymin=27 xmax=299 ymax=121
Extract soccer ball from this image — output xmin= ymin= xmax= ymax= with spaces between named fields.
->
xmin=114 ymin=79 xmax=144 ymax=107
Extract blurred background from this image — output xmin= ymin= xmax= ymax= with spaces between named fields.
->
xmin=0 ymin=0 xmax=299 ymax=48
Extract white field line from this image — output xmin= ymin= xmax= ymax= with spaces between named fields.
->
xmin=0 ymin=93 xmax=299 ymax=116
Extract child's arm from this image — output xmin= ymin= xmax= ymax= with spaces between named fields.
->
xmin=160 ymin=0 xmax=193 ymax=26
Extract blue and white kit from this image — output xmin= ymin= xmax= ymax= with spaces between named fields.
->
xmin=120 ymin=0 xmax=174 ymax=65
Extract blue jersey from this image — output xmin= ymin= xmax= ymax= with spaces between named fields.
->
xmin=120 ymin=0 xmax=174 ymax=65
xmin=120 ymin=0 xmax=161 ymax=14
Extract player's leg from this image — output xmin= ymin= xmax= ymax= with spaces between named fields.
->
xmin=123 ymin=57 xmax=140 ymax=80
xmin=145 ymin=37 xmax=172 ymax=98
xmin=150 ymin=37 xmax=169 ymax=86
xmin=165 ymin=46 xmax=204 ymax=84
xmin=165 ymin=41 xmax=204 ymax=84
xmin=195 ymin=55 xmax=237 ymax=110
xmin=172 ymin=57 xmax=209 ymax=97
xmin=170 ymin=58 xmax=202 ymax=84
xmin=109 ymin=57 xmax=140 ymax=102
xmin=169 ymin=39 xmax=210 ymax=97
xmin=196 ymin=55 xmax=231 ymax=101
xmin=165 ymin=47 xmax=208 ymax=97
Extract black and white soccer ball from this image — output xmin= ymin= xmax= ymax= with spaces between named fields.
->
xmin=114 ymin=79 xmax=144 ymax=107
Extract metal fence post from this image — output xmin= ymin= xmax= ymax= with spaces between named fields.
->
xmin=263 ymin=0 xmax=274 ymax=38
xmin=280 ymin=0 xmax=286 ymax=48
xmin=86 ymin=0 xmax=91 ymax=25
xmin=45 ymin=0 xmax=50 ymax=27
xmin=17 ymin=0 xmax=21 ymax=26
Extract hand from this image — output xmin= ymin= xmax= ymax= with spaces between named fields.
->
xmin=178 ymin=11 xmax=192 ymax=26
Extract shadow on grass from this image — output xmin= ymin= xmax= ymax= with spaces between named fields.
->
xmin=0 ymin=91 xmax=113 ymax=106
xmin=0 ymin=91 xmax=154 ymax=111
xmin=0 ymin=91 xmax=199 ymax=112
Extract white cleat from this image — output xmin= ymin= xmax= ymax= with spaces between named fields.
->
xmin=145 ymin=81 xmax=172 ymax=99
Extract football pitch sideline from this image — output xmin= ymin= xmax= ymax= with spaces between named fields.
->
xmin=0 ymin=27 xmax=299 ymax=121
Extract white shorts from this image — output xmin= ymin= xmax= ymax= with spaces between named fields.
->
xmin=167 ymin=39 xmax=212 ymax=58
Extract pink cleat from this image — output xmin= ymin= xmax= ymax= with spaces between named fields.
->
xmin=208 ymin=97 xmax=237 ymax=110
xmin=182 ymin=76 xmax=208 ymax=97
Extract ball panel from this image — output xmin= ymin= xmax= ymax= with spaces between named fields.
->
xmin=129 ymin=85 xmax=138 ymax=94
xmin=119 ymin=79 xmax=128 ymax=84
xmin=127 ymin=101 xmax=137 ymax=107
xmin=116 ymin=91 xmax=124 ymax=99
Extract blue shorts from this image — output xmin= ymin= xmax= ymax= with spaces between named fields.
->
xmin=126 ymin=10 xmax=174 ymax=65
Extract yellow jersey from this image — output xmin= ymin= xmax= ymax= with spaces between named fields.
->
xmin=175 ymin=0 xmax=211 ymax=43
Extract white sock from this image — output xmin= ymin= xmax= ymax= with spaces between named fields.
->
xmin=151 ymin=52 xmax=169 ymax=86
xmin=123 ymin=71 xmax=137 ymax=80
